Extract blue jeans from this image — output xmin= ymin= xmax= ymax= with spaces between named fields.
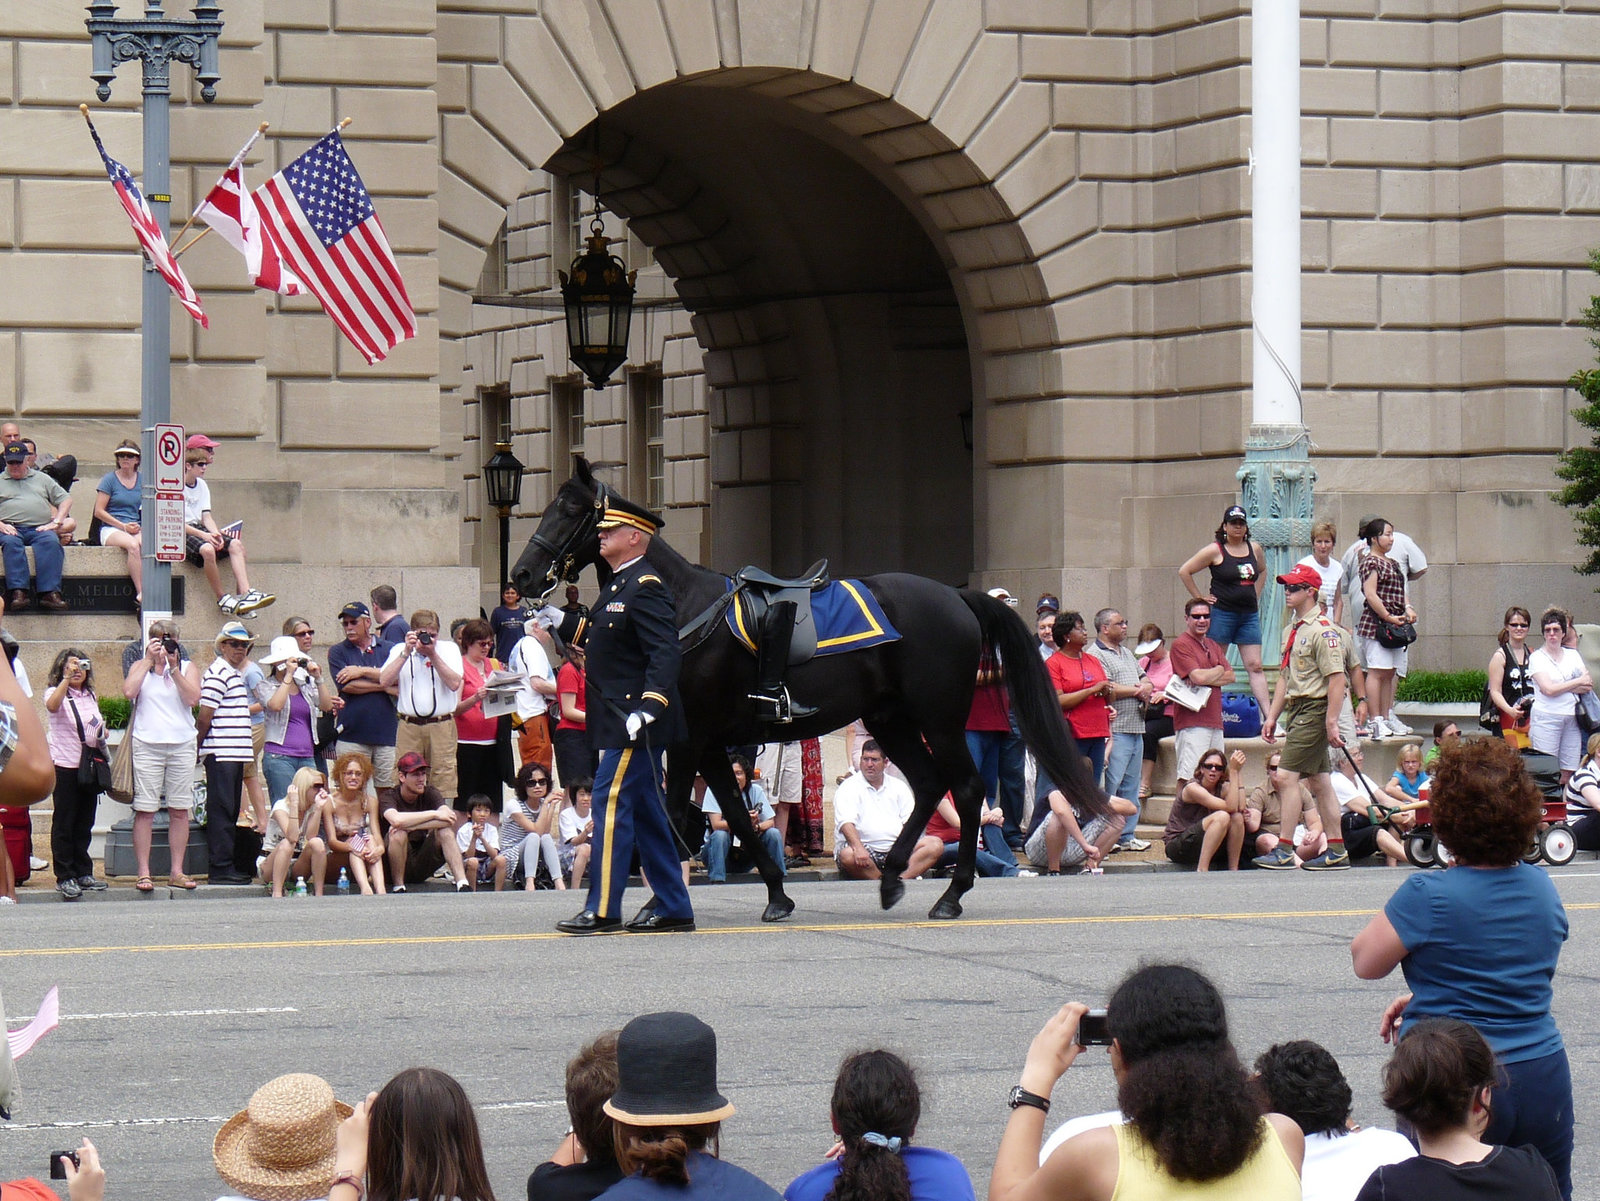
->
xmin=263 ymin=751 xmax=318 ymax=805
xmin=0 ymin=524 xmax=64 ymax=592
xmin=1104 ymin=731 xmax=1143 ymax=841
xmin=1075 ymin=735 xmax=1106 ymax=784
xmin=936 ymin=823 xmax=1019 ymax=877
xmin=1484 ymin=1048 xmax=1573 ymax=1199
xmin=702 ymin=826 xmax=786 ymax=882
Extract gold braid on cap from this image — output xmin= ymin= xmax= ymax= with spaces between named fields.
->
xmin=598 ymin=507 xmax=658 ymax=535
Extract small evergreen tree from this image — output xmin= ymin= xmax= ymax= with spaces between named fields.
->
xmin=1556 ymin=249 xmax=1600 ymax=578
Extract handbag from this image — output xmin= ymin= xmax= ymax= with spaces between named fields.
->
xmin=1478 ymin=683 xmax=1502 ymax=734
xmin=1375 ymin=620 xmax=1417 ymax=650
xmin=68 ymin=695 xmax=113 ymax=792
xmin=1577 ymin=693 xmax=1600 ymax=736
xmin=106 ymin=695 xmax=138 ymax=805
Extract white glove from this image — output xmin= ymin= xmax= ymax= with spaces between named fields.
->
xmin=625 ymin=711 xmax=655 ymax=741
xmin=531 ymin=604 xmax=566 ymax=632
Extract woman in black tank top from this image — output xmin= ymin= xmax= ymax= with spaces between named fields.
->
xmin=1488 ymin=605 xmax=1535 ymax=744
xmin=1178 ymin=504 xmax=1271 ymax=720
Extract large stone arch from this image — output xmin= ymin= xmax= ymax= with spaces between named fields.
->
xmin=434 ymin=5 xmax=1067 ymax=584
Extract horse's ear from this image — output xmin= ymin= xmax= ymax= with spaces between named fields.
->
xmin=574 ymin=455 xmax=593 ymax=484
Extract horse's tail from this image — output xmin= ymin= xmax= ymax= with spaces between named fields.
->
xmin=960 ymin=591 xmax=1112 ymax=822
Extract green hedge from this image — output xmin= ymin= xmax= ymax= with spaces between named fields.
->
xmin=1395 ymin=670 xmax=1486 ymax=704
xmin=98 ymin=695 xmax=132 ymax=730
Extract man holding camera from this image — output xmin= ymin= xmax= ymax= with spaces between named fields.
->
xmin=379 ymin=609 xmax=463 ymax=807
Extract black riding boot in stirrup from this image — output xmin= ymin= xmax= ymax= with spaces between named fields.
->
xmin=749 ymin=600 xmax=817 ymax=723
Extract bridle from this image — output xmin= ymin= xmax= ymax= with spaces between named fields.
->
xmin=529 ymin=478 xmax=609 ymax=592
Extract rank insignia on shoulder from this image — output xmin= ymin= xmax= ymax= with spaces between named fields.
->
xmin=638 ymin=574 xmax=661 ymax=585
xmin=1322 ymin=631 xmax=1341 ymax=646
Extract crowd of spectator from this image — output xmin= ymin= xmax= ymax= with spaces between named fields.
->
xmin=17 ymin=947 xmax=1567 ymax=1201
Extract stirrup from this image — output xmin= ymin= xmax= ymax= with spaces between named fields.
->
xmin=747 ymin=686 xmax=816 ymax=724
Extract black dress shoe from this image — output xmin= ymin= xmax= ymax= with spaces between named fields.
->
xmin=556 ymin=910 xmax=624 ymax=935
xmin=208 ymin=872 xmax=255 ymax=885
xmin=624 ymin=912 xmax=696 ymax=933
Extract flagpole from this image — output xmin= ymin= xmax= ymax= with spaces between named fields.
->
xmin=172 ymin=226 xmax=211 ymax=258
xmin=87 ymin=0 xmax=224 ymax=638
xmin=173 ymin=120 xmax=268 ymax=249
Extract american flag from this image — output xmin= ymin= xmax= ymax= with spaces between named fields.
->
xmin=86 ymin=117 xmax=208 ymax=328
xmin=193 ymin=131 xmax=305 ymax=297
xmin=253 ymin=131 xmax=415 ymax=364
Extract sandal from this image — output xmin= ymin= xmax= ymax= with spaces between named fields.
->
xmin=136 ymin=875 xmax=155 ymax=893
xmin=169 ymin=873 xmax=198 ymax=890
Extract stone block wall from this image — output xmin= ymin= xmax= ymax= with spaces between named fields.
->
xmin=0 ymin=2 xmax=477 ymax=626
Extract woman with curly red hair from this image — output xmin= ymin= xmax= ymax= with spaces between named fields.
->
xmin=1351 ymin=737 xmax=1572 ymax=1198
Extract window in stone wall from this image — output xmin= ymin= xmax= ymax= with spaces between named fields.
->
xmin=553 ymin=378 xmax=584 ymax=467
xmin=629 ymin=367 xmax=665 ymax=512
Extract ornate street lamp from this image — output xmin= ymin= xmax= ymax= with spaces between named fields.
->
xmin=560 ymin=218 xmax=636 ymax=390
xmin=86 ymin=0 xmax=224 ymax=629
xmin=482 ymin=441 xmax=525 ymax=590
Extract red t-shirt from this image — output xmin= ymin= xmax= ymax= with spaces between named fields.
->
xmin=1046 ymin=651 xmax=1111 ymax=739
xmin=556 ymin=660 xmax=586 ymax=731
xmin=455 ymin=657 xmax=500 ymax=743
xmin=1167 ymin=632 xmax=1226 ymax=731
xmin=926 ymin=800 xmax=960 ymax=843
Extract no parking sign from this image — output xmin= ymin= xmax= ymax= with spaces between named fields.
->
xmin=153 ymin=422 xmax=185 ymax=562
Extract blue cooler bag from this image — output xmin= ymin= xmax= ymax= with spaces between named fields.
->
xmin=1221 ymin=693 xmax=1262 ymax=738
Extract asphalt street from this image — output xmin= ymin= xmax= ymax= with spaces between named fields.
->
xmin=3 ymin=864 xmax=1598 ymax=1199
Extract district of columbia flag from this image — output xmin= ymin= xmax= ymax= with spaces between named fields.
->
xmin=84 ymin=115 xmax=207 ymax=328
xmin=193 ymin=129 xmax=304 ymax=296
xmin=253 ymin=130 xmax=415 ymax=364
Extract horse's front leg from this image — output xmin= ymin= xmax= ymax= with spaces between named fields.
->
xmin=699 ymin=750 xmax=794 ymax=922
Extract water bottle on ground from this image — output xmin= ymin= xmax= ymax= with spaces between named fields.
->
xmin=336 ymin=868 xmax=350 ymax=896
xmin=294 ymin=876 xmax=307 ymax=897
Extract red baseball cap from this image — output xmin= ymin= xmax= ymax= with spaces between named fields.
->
xmin=1276 ymin=563 xmax=1322 ymax=591
xmin=186 ymin=433 xmax=219 ymax=450
xmin=396 ymin=752 xmax=430 ymax=774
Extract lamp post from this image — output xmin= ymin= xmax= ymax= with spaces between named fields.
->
xmin=1238 ymin=0 xmax=1310 ymax=674
xmin=87 ymin=1 xmax=224 ymax=631
xmin=560 ymin=218 xmax=636 ymax=390
xmin=482 ymin=441 xmax=525 ymax=591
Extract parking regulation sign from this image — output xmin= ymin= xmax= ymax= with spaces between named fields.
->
xmin=153 ymin=423 xmax=185 ymax=492
xmin=155 ymin=493 xmax=185 ymax=562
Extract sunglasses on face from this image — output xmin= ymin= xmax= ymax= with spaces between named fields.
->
xmin=1284 ymin=584 xmax=1310 ymax=594
xmin=1189 ymin=613 xmax=1212 ymax=621
xmin=295 ymin=628 xmax=315 ymax=637
xmin=221 ymin=640 xmax=252 ymax=649
xmin=527 ymin=777 xmax=550 ymax=787
xmin=1508 ymin=622 xmax=1529 ymax=629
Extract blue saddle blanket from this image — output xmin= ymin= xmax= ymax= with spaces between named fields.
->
xmin=728 ymin=579 xmax=902 ymax=656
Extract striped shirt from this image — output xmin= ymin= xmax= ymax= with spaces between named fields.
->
xmin=199 ymin=659 xmax=256 ymax=762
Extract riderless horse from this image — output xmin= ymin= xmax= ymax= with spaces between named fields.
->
xmin=512 ymin=458 xmax=1108 ymax=920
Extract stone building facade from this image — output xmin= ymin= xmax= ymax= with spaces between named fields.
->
xmin=3 ymin=2 xmax=1598 ymax=671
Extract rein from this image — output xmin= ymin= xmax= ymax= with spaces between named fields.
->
xmin=531 ymin=479 xmax=608 ymax=590
xmin=677 ymin=584 xmax=739 ymax=656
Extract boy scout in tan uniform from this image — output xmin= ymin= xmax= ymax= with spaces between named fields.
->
xmin=1256 ymin=563 xmax=1351 ymax=870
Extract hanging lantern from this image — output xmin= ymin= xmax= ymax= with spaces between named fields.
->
xmin=560 ymin=218 xmax=636 ymax=390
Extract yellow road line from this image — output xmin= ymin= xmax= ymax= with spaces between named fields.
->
xmin=5 ymin=903 xmax=1596 ymax=959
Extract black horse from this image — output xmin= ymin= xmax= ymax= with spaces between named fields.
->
xmin=511 ymin=459 xmax=1109 ymax=921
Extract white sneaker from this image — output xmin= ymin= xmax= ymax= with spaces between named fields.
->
xmin=1364 ymin=717 xmax=1388 ymax=740
xmin=1386 ymin=712 xmax=1413 ymax=736
xmin=1017 ymin=868 xmax=1040 ymax=878
xmin=29 ymin=855 xmax=46 ymax=871
xmin=236 ymin=588 xmax=277 ymax=613
xmin=218 ymin=594 xmax=242 ymax=614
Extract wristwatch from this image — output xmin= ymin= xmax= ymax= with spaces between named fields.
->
xmin=1008 ymin=1085 xmax=1050 ymax=1114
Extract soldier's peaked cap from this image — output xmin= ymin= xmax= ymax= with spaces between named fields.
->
xmin=596 ymin=494 xmax=663 ymax=535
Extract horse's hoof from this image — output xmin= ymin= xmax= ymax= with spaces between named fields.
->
xmin=761 ymin=896 xmax=795 ymax=923
xmin=880 ymin=875 xmax=905 ymax=910
xmin=929 ymin=897 xmax=964 ymax=921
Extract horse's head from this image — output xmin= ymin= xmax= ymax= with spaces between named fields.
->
xmin=511 ymin=456 xmax=609 ymax=600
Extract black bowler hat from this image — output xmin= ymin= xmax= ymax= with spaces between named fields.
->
xmin=603 ymin=1012 xmax=735 ymax=1126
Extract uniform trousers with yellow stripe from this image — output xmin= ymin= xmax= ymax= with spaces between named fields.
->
xmin=584 ymin=741 xmax=694 ymax=921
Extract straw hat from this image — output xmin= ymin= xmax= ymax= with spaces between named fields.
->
xmin=212 ymin=1073 xmax=352 ymax=1201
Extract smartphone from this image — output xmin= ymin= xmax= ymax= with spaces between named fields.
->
xmin=50 ymin=1151 xmax=79 ymax=1179
xmin=1077 ymin=1009 xmax=1112 ymax=1046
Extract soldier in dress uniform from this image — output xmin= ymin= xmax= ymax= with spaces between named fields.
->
xmin=1255 ymin=562 xmax=1352 ymax=871
xmin=556 ymin=496 xmax=694 ymax=934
